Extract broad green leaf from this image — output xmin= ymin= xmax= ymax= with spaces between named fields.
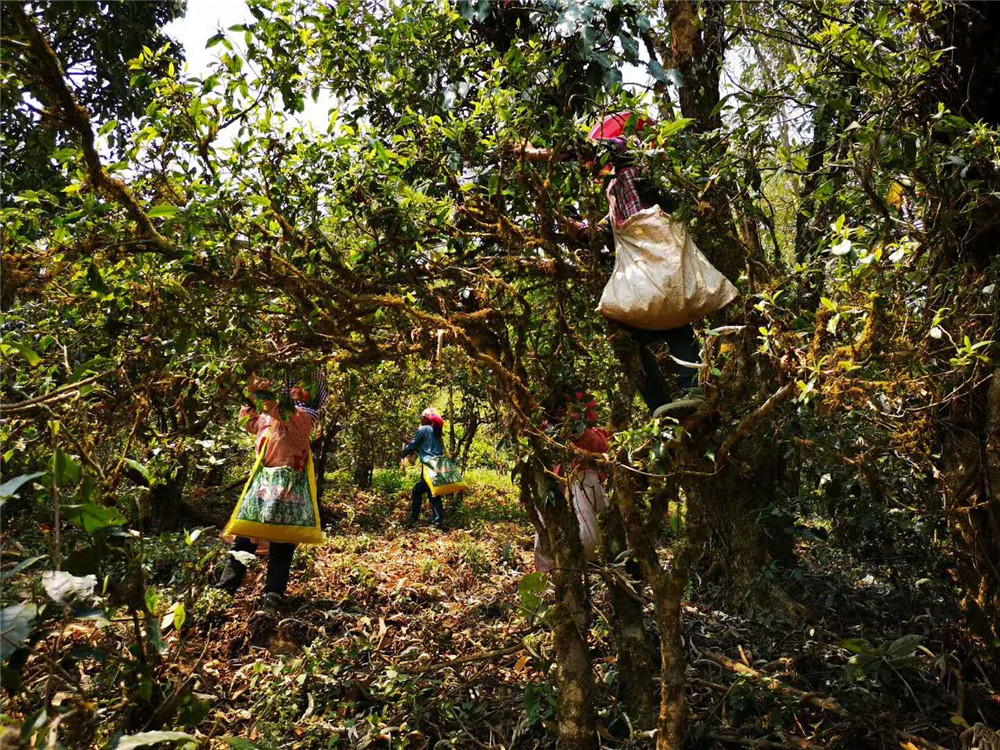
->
xmin=0 ymin=555 xmax=46 ymax=579
xmin=53 ymin=448 xmax=82 ymax=485
xmin=0 ymin=472 xmax=44 ymax=499
xmin=124 ymin=458 xmax=150 ymax=482
xmin=658 ymin=118 xmax=693 ymax=138
xmin=65 ymin=503 xmax=127 ymax=534
xmin=172 ymin=602 xmax=186 ymax=631
xmin=838 ymin=638 xmax=871 ymax=654
xmin=886 ymin=634 xmax=921 ymax=659
xmin=148 ymin=204 xmax=178 ymax=219
xmin=13 ymin=344 xmax=41 ymax=367
xmin=0 ymin=602 xmax=37 ymax=660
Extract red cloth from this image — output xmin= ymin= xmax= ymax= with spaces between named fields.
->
xmin=426 ymin=414 xmax=445 ymax=430
xmin=575 ymin=426 xmax=609 ymax=454
xmin=240 ymin=404 xmax=315 ymax=472
xmin=554 ymin=426 xmax=610 ymax=479
xmin=588 ymin=111 xmax=652 ymax=141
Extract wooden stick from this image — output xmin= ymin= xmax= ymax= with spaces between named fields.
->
xmin=400 ymin=630 xmax=538 ymax=674
xmin=702 ymin=650 xmax=845 ymax=716
xmin=716 ymin=381 xmax=795 ymax=463
xmin=1 ymin=370 xmax=114 ymax=413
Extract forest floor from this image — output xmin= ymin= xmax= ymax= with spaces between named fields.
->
xmin=7 ymin=472 xmax=1000 ymax=749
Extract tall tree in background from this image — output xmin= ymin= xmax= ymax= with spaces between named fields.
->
xmin=0 ymin=1 xmax=185 ymax=199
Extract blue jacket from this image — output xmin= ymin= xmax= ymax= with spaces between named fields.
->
xmin=401 ymin=425 xmax=445 ymax=463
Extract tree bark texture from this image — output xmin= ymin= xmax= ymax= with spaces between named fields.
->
xmin=598 ymin=502 xmax=658 ymax=730
xmin=611 ymin=466 xmax=692 ymax=750
xmin=940 ymin=372 xmax=1000 ymax=644
xmin=528 ymin=454 xmax=599 ymax=750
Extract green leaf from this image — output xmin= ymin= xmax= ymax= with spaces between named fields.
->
xmin=518 ymin=571 xmax=548 ymax=615
xmin=145 ymin=587 xmax=160 ymax=614
xmin=647 ymin=60 xmax=671 ymax=84
xmin=124 ymin=458 xmax=150 ymax=482
xmin=53 ymin=448 xmax=82 ymax=485
xmin=0 ymin=472 xmax=44 ymax=499
xmin=65 ymin=503 xmax=127 ymax=534
xmin=838 ymin=638 xmax=871 ymax=654
xmin=658 ymin=118 xmax=693 ymax=138
xmin=172 ymin=602 xmax=186 ymax=631
xmin=12 ymin=343 xmax=41 ymax=367
xmin=113 ymin=731 xmax=196 ymax=749
xmin=0 ymin=555 xmax=46 ymax=580
xmin=0 ymin=602 xmax=37 ymax=660
xmin=223 ymin=739 xmax=271 ymax=750
xmin=98 ymin=119 xmax=119 ymax=136
xmin=886 ymin=634 xmax=921 ymax=659
xmin=148 ymin=204 xmax=178 ymax=219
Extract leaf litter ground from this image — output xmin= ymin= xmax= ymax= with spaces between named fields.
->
xmin=5 ymin=486 xmax=999 ymax=748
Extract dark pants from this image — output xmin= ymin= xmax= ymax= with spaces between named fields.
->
xmin=627 ymin=324 xmax=701 ymax=412
xmin=217 ymin=536 xmax=296 ymax=596
xmin=410 ymin=478 xmax=444 ymax=525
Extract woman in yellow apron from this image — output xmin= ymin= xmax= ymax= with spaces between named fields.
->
xmin=217 ymin=376 xmax=325 ymax=608
xmin=400 ymin=408 xmax=467 ymax=530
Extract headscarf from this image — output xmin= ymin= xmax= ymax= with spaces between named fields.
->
xmin=421 ymin=407 xmax=445 ymax=430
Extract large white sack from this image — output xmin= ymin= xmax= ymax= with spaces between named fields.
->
xmin=533 ymin=469 xmax=608 ymax=573
xmin=597 ymin=206 xmax=738 ymax=330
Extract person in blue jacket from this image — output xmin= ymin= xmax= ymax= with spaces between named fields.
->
xmin=400 ymin=408 xmax=446 ymax=529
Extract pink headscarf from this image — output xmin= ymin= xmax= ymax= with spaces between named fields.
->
xmin=421 ymin=408 xmax=444 ymax=430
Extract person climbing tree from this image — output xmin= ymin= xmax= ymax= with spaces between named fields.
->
xmin=516 ymin=112 xmax=738 ymax=417
xmin=400 ymin=407 xmax=467 ymax=529
xmin=217 ymin=375 xmax=326 ymax=608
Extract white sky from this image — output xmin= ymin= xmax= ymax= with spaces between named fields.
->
xmin=163 ymin=0 xmax=336 ymax=134
xmin=163 ymin=0 xmax=253 ymax=77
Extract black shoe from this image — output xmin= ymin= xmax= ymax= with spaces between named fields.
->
xmin=259 ymin=592 xmax=282 ymax=611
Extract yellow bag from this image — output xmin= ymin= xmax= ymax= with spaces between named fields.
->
xmin=224 ymin=429 xmax=323 ymax=545
xmin=421 ymin=455 xmax=469 ymax=497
